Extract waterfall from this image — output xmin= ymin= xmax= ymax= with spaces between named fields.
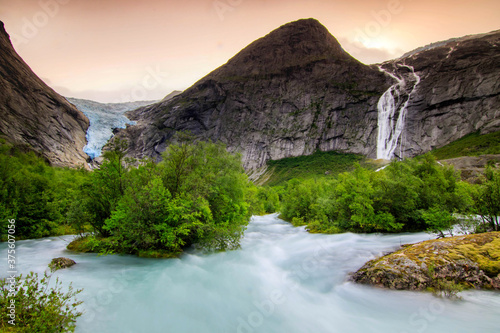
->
xmin=376 ymin=65 xmax=420 ymax=160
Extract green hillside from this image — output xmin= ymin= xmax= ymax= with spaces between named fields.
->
xmin=432 ymin=131 xmax=500 ymax=160
xmin=259 ymin=150 xmax=378 ymax=186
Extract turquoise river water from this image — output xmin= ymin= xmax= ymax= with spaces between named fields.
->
xmin=1 ymin=214 xmax=499 ymax=332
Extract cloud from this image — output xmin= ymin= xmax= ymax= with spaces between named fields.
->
xmin=337 ymin=37 xmax=404 ymax=64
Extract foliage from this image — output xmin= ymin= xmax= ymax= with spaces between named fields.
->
xmin=421 ymin=207 xmax=456 ymax=238
xmin=471 ymin=166 xmax=500 ymax=232
xmin=68 ymin=148 xmax=126 ymax=237
xmin=432 ymin=130 xmax=500 ymax=160
xmin=279 ymin=154 xmax=473 ymax=234
xmin=0 ymin=272 xmax=82 ymax=332
xmin=0 ymin=140 xmax=89 ymax=240
xmin=68 ymin=138 xmax=251 ymax=256
xmin=264 ymin=150 xmax=373 ymax=186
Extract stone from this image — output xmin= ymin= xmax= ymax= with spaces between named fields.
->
xmin=49 ymin=257 xmax=76 ymax=272
xmin=350 ymin=232 xmax=500 ymax=291
xmin=0 ymin=21 xmax=89 ymax=168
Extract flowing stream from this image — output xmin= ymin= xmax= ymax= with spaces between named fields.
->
xmin=2 ymin=214 xmax=499 ymax=332
xmin=376 ymin=65 xmax=420 ymax=160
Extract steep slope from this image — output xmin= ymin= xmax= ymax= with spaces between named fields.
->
xmin=116 ymin=19 xmax=389 ymax=169
xmin=114 ymin=19 xmax=500 ymax=170
xmin=383 ymin=30 xmax=500 ymax=159
xmin=0 ymin=21 xmax=89 ymax=167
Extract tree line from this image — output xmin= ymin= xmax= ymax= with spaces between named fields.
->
xmin=1 ymin=138 xmax=499 ymax=252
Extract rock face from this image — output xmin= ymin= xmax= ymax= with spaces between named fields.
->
xmin=442 ymin=154 xmax=500 ymax=183
xmin=114 ymin=19 xmax=500 ymax=170
xmin=350 ymin=232 xmax=500 ymax=291
xmin=116 ymin=19 xmax=389 ymax=169
xmin=0 ymin=21 xmax=89 ymax=168
xmin=391 ymin=30 xmax=500 ymax=159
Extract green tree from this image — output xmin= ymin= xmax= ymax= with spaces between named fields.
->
xmin=69 ymin=140 xmax=129 ymax=237
xmin=96 ymin=139 xmax=249 ymax=255
xmin=332 ymin=166 xmax=402 ymax=232
xmin=473 ymin=166 xmax=500 ymax=231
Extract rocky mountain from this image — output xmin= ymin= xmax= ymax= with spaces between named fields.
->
xmin=390 ymin=30 xmax=500 ymax=158
xmin=0 ymin=21 xmax=89 ymax=167
xmin=113 ymin=19 xmax=500 ymax=170
xmin=116 ymin=19 xmax=390 ymax=169
xmin=161 ymin=90 xmax=183 ymax=102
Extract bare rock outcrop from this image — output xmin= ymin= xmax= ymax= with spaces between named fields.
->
xmin=115 ymin=19 xmax=389 ymax=169
xmin=112 ymin=19 xmax=500 ymax=170
xmin=0 ymin=21 xmax=89 ymax=168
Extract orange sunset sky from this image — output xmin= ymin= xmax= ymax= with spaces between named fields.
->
xmin=1 ymin=0 xmax=499 ymax=103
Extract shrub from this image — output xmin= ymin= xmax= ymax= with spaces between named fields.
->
xmin=0 ymin=272 xmax=83 ymax=332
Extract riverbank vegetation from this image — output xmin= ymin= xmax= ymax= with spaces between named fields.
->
xmin=1 ymin=136 xmax=499 ymax=250
xmin=67 ymin=138 xmax=256 ymax=256
xmin=0 ymin=272 xmax=82 ymax=332
xmin=0 ymin=139 xmax=89 ymax=240
xmin=278 ymin=154 xmax=500 ymax=235
xmin=262 ymin=150 xmax=375 ymax=186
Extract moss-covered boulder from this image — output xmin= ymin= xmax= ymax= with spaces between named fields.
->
xmin=49 ymin=257 xmax=76 ymax=272
xmin=350 ymin=232 xmax=500 ymax=291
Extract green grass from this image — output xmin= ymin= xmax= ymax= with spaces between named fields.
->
xmin=432 ymin=131 xmax=500 ymax=160
xmin=262 ymin=150 xmax=375 ymax=186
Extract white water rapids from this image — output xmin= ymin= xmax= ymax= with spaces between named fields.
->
xmin=376 ymin=65 xmax=420 ymax=160
xmin=1 ymin=214 xmax=499 ymax=332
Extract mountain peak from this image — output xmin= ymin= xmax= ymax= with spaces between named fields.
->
xmin=0 ymin=21 xmax=90 ymax=167
xmin=208 ymin=18 xmax=351 ymax=79
xmin=0 ymin=21 xmax=10 ymax=45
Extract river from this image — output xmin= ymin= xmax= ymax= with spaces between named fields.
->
xmin=2 ymin=214 xmax=499 ymax=332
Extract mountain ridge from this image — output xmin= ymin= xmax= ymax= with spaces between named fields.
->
xmin=0 ymin=21 xmax=89 ymax=167
xmin=114 ymin=19 xmax=498 ymax=169
xmin=118 ymin=18 xmax=390 ymax=169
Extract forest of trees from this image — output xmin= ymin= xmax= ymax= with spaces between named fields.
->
xmin=1 ymin=138 xmax=499 ymax=254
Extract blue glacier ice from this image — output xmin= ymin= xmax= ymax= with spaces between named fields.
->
xmin=67 ymin=98 xmax=156 ymax=159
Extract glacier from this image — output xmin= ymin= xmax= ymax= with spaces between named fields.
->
xmin=67 ymin=98 xmax=155 ymax=159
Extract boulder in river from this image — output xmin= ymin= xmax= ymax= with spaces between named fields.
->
xmin=350 ymin=232 xmax=500 ymax=292
xmin=49 ymin=257 xmax=76 ymax=272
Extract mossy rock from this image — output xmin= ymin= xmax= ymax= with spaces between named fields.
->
xmin=350 ymin=232 xmax=500 ymax=292
xmin=49 ymin=257 xmax=76 ymax=272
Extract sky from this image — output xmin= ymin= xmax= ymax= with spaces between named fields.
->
xmin=1 ymin=0 xmax=499 ymax=103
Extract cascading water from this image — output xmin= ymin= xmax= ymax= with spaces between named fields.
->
xmin=376 ymin=65 xmax=420 ymax=160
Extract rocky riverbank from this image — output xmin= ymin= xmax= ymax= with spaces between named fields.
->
xmin=350 ymin=232 xmax=500 ymax=291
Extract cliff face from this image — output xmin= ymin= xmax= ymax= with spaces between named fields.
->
xmin=115 ymin=19 xmax=500 ymax=169
xmin=390 ymin=30 xmax=500 ymax=159
xmin=0 ymin=21 xmax=89 ymax=167
xmin=118 ymin=19 xmax=389 ymax=169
